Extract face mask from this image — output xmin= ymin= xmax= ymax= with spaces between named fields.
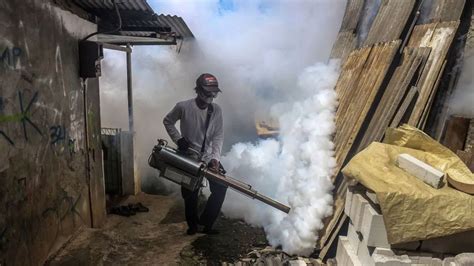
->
xmin=198 ymin=90 xmax=217 ymax=104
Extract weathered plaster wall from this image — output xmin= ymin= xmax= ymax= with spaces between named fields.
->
xmin=0 ymin=0 xmax=105 ymax=264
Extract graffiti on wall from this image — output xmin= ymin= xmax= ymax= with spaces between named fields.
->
xmin=0 ymin=95 xmax=14 ymax=145
xmin=0 ymin=91 xmax=43 ymax=146
xmin=1 ymin=46 xmax=22 ymax=69
xmin=50 ymin=125 xmax=66 ymax=144
xmin=42 ymin=190 xmax=84 ymax=224
xmin=18 ymin=91 xmax=42 ymax=140
xmin=50 ymin=125 xmax=77 ymax=156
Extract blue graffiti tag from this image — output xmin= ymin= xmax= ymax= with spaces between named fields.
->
xmin=50 ymin=125 xmax=66 ymax=144
xmin=1 ymin=46 xmax=21 ymax=68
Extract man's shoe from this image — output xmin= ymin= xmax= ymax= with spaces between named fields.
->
xmin=202 ymin=227 xmax=219 ymax=235
xmin=186 ymin=227 xmax=198 ymax=235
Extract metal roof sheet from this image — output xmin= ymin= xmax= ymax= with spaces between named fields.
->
xmin=75 ymin=0 xmax=152 ymax=12
xmin=156 ymin=14 xmax=194 ymax=38
xmin=72 ymin=0 xmax=194 ymax=39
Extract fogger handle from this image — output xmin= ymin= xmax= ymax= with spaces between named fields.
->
xmin=203 ymin=170 xmax=291 ymax=214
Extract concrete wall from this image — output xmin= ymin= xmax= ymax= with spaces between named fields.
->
xmin=0 ymin=0 xmax=106 ymax=264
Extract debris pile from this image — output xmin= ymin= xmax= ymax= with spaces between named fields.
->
xmin=337 ymin=125 xmax=474 ymax=265
xmin=227 ymin=246 xmax=325 ymax=266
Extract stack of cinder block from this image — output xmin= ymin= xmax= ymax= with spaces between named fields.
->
xmin=335 ymin=186 xmax=474 ymax=266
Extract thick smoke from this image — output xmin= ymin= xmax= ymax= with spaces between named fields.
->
xmin=221 ymin=60 xmax=340 ymax=255
xmin=449 ymin=48 xmax=474 ymax=117
xmin=99 ymin=0 xmax=345 ymax=254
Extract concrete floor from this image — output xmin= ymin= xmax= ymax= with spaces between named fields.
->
xmin=45 ymin=193 xmax=200 ymax=265
xmin=45 ymin=192 xmax=269 ymax=265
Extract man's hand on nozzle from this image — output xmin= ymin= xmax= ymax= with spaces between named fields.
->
xmin=208 ymin=159 xmax=219 ymax=171
xmin=177 ymin=138 xmax=190 ymax=151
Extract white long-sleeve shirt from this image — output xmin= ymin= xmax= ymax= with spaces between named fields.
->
xmin=163 ymin=98 xmax=224 ymax=162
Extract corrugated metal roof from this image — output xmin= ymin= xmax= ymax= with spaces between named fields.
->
xmin=75 ymin=0 xmax=152 ymax=12
xmin=72 ymin=0 xmax=194 ymax=39
xmin=156 ymin=14 xmax=194 ymax=38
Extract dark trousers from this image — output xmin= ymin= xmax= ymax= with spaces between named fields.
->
xmin=181 ymin=180 xmax=227 ymax=230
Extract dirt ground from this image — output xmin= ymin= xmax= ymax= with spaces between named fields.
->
xmin=45 ymin=192 xmax=269 ymax=265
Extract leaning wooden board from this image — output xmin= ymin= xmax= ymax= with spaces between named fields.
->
xmin=318 ymin=41 xmax=400 ymax=253
xmin=406 ymin=21 xmax=459 ymax=127
xmin=357 ymin=47 xmax=431 ymax=151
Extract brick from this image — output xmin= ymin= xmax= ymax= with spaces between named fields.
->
xmin=336 ymin=236 xmax=362 ymax=266
xmin=360 ymin=203 xmax=390 ymax=248
xmin=396 ymin=153 xmax=444 ymax=189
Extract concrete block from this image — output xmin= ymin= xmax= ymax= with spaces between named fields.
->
xmin=442 ymin=257 xmax=455 ymax=266
xmin=366 ymin=191 xmax=379 ymax=205
xmin=344 ymin=187 xmax=354 ymax=218
xmin=454 ymin=253 xmax=474 ymax=266
xmin=347 ymin=223 xmax=360 ymax=253
xmin=415 ymin=256 xmax=443 ymax=265
xmin=288 ymin=260 xmax=306 ymax=266
xmin=357 ymin=241 xmax=375 ymax=266
xmin=358 ymin=245 xmax=411 ymax=266
xmin=396 ymin=153 xmax=444 ymax=189
xmin=336 ymin=236 xmax=361 ymax=266
xmin=372 ymin=253 xmax=412 ymax=266
xmin=373 ymin=248 xmax=395 ymax=257
xmin=349 ymin=193 xmax=369 ymax=232
xmin=360 ymin=202 xmax=390 ymax=248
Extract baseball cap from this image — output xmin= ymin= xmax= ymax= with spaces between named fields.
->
xmin=196 ymin=73 xmax=221 ymax=92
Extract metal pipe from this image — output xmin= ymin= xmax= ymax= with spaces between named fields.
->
xmin=203 ymin=170 xmax=291 ymax=214
xmin=149 ymin=140 xmax=291 ymax=214
xmin=126 ymin=45 xmax=133 ymax=133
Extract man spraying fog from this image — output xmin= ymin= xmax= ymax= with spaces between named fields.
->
xmin=163 ymin=73 xmax=227 ymax=235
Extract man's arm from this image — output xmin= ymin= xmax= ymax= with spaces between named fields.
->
xmin=210 ymin=107 xmax=224 ymax=162
xmin=163 ymin=103 xmax=182 ymax=143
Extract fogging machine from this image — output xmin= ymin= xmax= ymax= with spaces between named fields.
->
xmin=148 ymin=139 xmax=290 ymax=213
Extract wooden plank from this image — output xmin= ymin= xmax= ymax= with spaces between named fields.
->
xmin=441 ymin=115 xmax=470 ymax=152
xmin=330 ymin=31 xmax=357 ymax=62
xmin=420 ymin=59 xmax=447 ymax=129
xmin=364 ymin=0 xmax=416 ymax=46
xmin=357 ymin=47 xmax=430 ymax=150
xmin=340 ymin=0 xmax=365 ymax=31
xmin=389 ymin=86 xmax=419 ymax=128
xmin=334 ymin=40 xmax=401 ymax=170
xmin=318 ymin=41 xmax=400 ymax=255
xmin=419 ymin=0 xmax=466 ymax=24
xmin=333 ymin=47 xmax=372 ymax=130
xmin=406 ymin=21 xmax=459 ymax=127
